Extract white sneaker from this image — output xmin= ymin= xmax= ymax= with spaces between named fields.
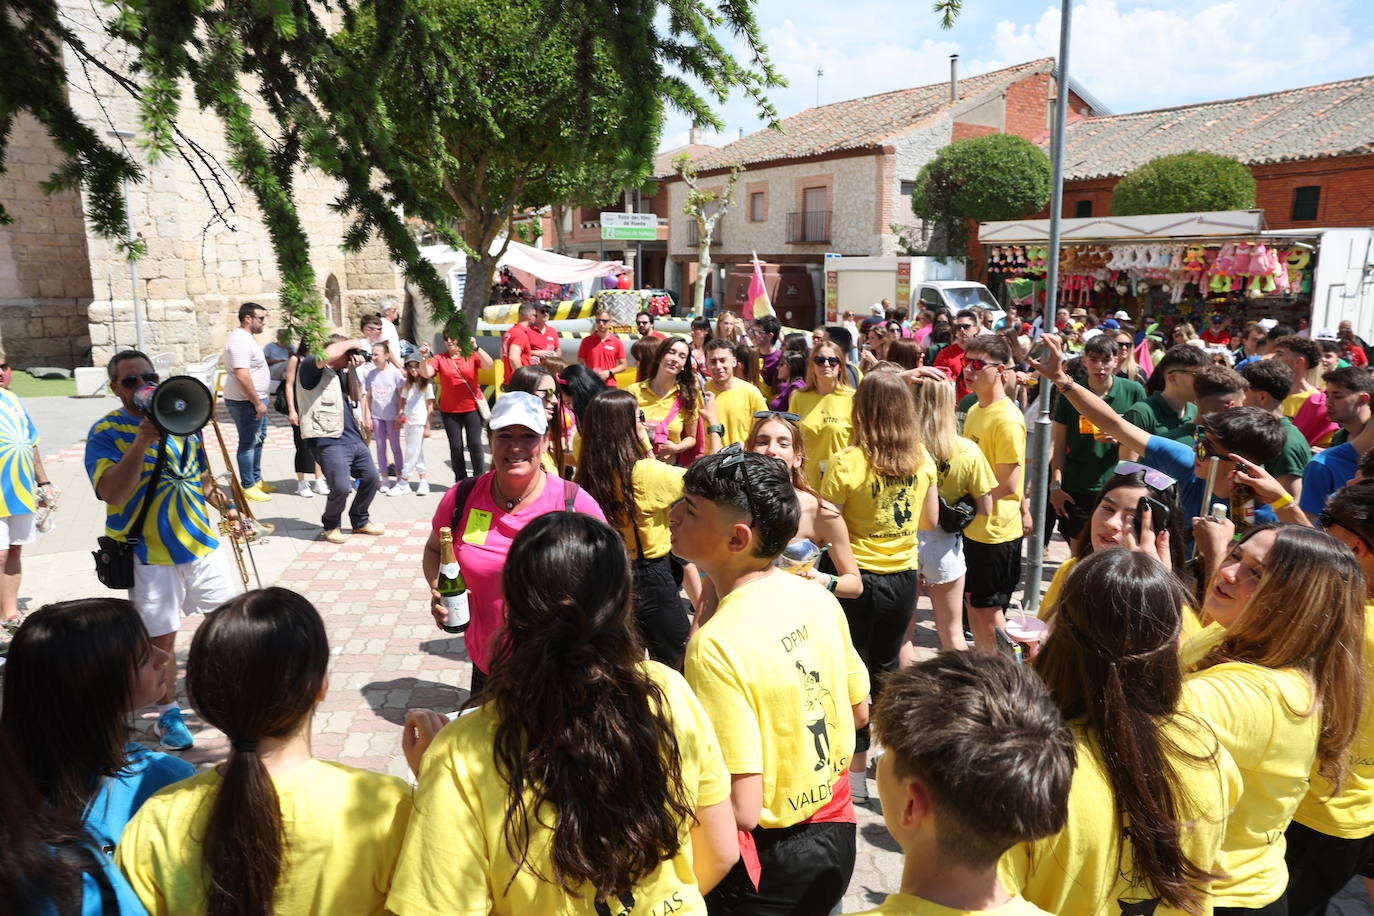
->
xmin=297 ymin=480 xmax=314 ymax=498
xmin=416 ymin=480 xmax=431 ymax=496
xmin=312 ymin=479 xmax=329 ymax=496
xmin=387 ymin=482 xmax=409 ymax=496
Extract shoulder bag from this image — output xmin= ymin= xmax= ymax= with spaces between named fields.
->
xmin=92 ymin=436 xmax=167 ymax=589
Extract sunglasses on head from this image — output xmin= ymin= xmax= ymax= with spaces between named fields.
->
xmin=120 ymin=372 xmax=160 ymax=389
xmin=1113 ymin=460 xmax=1177 ymax=491
xmin=714 ymin=443 xmax=761 ymax=523
xmin=753 ymin=410 xmax=801 ymax=422
xmin=965 ymin=358 xmax=1002 ymax=372
xmin=813 ymin=355 xmax=841 ymax=367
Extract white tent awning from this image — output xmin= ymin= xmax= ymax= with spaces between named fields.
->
xmin=978 ymin=209 xmax=1268 ymax=244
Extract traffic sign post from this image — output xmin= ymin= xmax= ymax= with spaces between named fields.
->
xmin=600 ymin=212 xmax=657 ymax=241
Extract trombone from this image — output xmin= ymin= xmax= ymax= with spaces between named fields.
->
xmin=204 ymin=374 xmax=270 ymax=589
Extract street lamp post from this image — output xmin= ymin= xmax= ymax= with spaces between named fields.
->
xmin=108 ymin=129 xmax=146 ymax=353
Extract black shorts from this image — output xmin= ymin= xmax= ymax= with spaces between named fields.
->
xmin=706 ymin=820 xmax=856 ymax=916
xmin=962 ymin=537 xmax=1023 ymax=610
xmin=1284 ymin=819 xmax=1374 ymax=916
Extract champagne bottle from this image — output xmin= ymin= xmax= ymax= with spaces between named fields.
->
xmin=436 ymin=527 xmax=469 ymax=634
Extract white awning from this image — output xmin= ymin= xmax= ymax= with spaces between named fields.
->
xmin=978 ymin=210 xmax=1268 ymax=243
xmin=415 ymin=240 xmax=624 ymax=284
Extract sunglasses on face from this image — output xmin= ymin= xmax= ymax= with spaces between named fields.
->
xmin=813 ymin=355 xmax=842 ymax=367
xmin=0 ymin=364 xmax=9 ymax=372
xmin=536 ymin=389 xmax=557 ymax=402
xmin=954 ymin=323 xmax=975 ymax=331
xmin=1192 ymin=437 xmax=1233 ymax=464
xmin=120 ymin=372 xmax=160 ymax=389
xmin=964 ymin=359 xmax=1002 ymax=372
xmin=753 ymin=410 xmax=801 ymax=422
xmin=1116 ymin=342 xmax=1132 ymax=351
xmin=595 ymin=318 xmax=611 ymax=325
xmin=1319 ymin=509 xmax=1374 ymax=553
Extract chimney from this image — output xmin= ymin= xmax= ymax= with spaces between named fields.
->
xmin=689 ymin=124 xmax=702 ymax=145
xmin=949 ymin=54 xmax=959 ymax=102
xmin=738 ymin=127 xmax=744 ymax=140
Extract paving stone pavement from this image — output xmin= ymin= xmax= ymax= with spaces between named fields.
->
xmin=12 ymin=391 xmax=1373 ymax=913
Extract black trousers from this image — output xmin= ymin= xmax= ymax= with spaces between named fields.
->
xmin=440 ymin=409 xmax=485 ymax=480
xmin=633 ymin=554 xmax=690 ymax=668
xmin=291 ymin=422 xmax=315 ymax=475
xmin=705 ymin=821 xmax=856 ymax=916
xmin=1284 ymin=820 xmax=1374 ymax=916
xmin=837 ymin=568 xmax=918 ymax=753
xmin=1215 ymin=902 xmax=1287 ymax=916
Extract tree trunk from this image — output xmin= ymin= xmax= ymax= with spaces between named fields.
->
xmin=463 ymin=252 xmax=498 ymax=331
xmin=550 ymin=203 xmax=569 ymax=255
xmin=694 ymin=222 xmax=712 ymax=316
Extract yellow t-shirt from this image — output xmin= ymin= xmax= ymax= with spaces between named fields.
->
xmin=792 ymin=387 xmax=855 ymax=490
xmin=685 ymin=570 xmax=869 ymax=829
xmin=708 ymin=379 xmax=768 ymax=447
xmin=1180 ymin=660 xmax=1320 ymax=908
xmin=920 ymin=437 xmax=998 ymax=533
xmin=1294 ymin=601 xmax=1374 ymax=838
xmin=843 ymin=892 xmax=1053 ymax=916
xmin=1040 ymin=557 xmax=1204 ymax=644
xmin=116 ymin=758 xmax=411 ymax=915
xmin=820 ymin=445 xmax=937 ymax=573
xmin=629 ymin=380 xmax=694 ymax=445
xmin=1000 ymin=718 xmax=1239 ymax=916
xmin=624 ymin=458 xmax=686 ymax=560
xmin=387 ymin=661 xmax=729 ymax=916
xmin=962 ymin=397 xmax=1025 ymax=545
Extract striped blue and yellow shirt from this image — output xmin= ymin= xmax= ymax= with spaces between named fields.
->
xmin=84 ymin=409 xmax=219 ymax=565
xmin=0 ymin=388 xmax=39 ymax=518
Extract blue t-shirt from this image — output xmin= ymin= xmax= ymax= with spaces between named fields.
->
xmin=1144 ymin=435 xmax=1278 ymax=525
xmin=30 ymin=841 xmax=149 ymax=916
xmin=83 ymin=743 xmax=195 ymax=854
xmin=1299 ymin=442 xmax=1358 ymax=516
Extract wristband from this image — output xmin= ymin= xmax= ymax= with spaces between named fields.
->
xmin=706 ymin=424 xmax=725 ymax=436
xmin=36 ymin=480 xmax=51 ymax=487
xmin=826 ymin=575 xmax=838 ymax=593
xmin=1269 ymin=492 xmax=1294 ymax=510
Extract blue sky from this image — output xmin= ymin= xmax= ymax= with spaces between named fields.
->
xmin=661 ymin=0 xmax=1374 ymax=149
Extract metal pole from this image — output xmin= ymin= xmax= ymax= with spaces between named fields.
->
xmin=635 ymin=188 xmax=644 ymax=286
xmin=109 ymin=130 xmax=146 ymax=352
xmin=1023 ymin=0 xmax=1072 ymax=614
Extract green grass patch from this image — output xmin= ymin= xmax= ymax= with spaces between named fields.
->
xmin=7 ymin=374 xmax=77 ymax=398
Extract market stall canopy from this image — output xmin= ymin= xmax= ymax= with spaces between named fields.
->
xmin=415 ymin=241 xmax=624 ymax=285
xmin=978 ymin=210 xmax=1267 ymax=244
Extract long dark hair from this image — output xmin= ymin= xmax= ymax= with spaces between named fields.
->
xmin=1072 ymin=470 xmax=1186 ymax=572
xmin=557 ymin=364 xmax=607 ymax=425
xmin=575 ymin=390 xmax=650 ymax=547
xmin=0 ymin=729 xmax=87 ymax=912
xmin=507 ymin=364 xmax=566 ymax=473
xmin=0 ymin=598 xmax=150 ymax=821
xmin=1034 ymin=549 xmax=1220 ymax=914
xmin=188 ymin=588 xmax=330 ymax=916
xmin=485 ymin=513 xmax=693 ymax=901
xmin=645 ymin=336 xmax=698 ymax=418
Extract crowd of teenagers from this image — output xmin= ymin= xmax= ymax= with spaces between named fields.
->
xmin=8 ymin=299 xmax=1374 ymax=916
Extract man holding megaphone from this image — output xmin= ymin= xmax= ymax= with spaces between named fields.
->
xmin=84 ymin=349 xmax=238 ymax=752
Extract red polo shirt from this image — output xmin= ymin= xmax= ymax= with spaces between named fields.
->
xmin=578 ymin=334 xmax=626 ymax=387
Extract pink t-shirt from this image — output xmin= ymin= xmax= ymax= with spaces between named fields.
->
xmin=430 ymin=472 xmax=606 ymax=672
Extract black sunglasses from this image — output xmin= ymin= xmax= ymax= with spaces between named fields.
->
xmin=954 ymin=322 xmax=976 ymax=330
xmin=0 ymin=363 xmax=9 ymax=372
xmin=715 ymin=443 xmax=761 ymax=523
xmin=753 ymin=410 xmax=801 ymax=422
xmin=813 ymin=355 xmax=841 ymax=367
xmin=594 ymin=318 xmax=611 ymax=325
xmin=120 ymin=372 xmax=160 ymax=388
xmin=1320 ymin=508 xmax=1374 ymax=553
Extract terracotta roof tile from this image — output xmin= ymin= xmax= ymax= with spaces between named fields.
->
xmin=653 ymin=143 xmax=718 ymax=178
xmin=1059 ymin=74 xmax=1374 ymax=179
xmin=688 ymin=58 xmax=1055 ymax=173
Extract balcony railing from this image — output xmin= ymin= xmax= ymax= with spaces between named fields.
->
xmin=686 ymin=219 xmax=722 ymax=247
xmin=787 ymin=209 xmax=831 ymax=244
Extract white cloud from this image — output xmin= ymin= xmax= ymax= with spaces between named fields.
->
xmin=973 ymin=0 xmax=1371 ymax=111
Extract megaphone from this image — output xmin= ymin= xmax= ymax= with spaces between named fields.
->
xmin=132 ymin=375 xmax=214 ymax=436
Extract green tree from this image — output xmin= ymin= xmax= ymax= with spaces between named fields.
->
xmin=911 ymin=133 xmax=1052 ymax=256
xmin=674 ymin=154 xmax=742 ymax=316
xmin=1111 ymin=152 xmax=1257 ymax=216
xmin=1 ymin=0 xmax=780 ymax=348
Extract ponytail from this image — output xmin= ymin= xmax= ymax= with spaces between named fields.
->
xmin=187 ymin=588 xmax=329 ymax=915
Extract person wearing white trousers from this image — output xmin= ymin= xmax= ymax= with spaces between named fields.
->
xmin=397 ymin=363 xmax=434 ymax=496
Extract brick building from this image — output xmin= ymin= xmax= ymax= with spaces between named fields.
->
xmin=660 ymin=58 xmax=1108 ymax=326
xmin=1043 ymin=73 xmax=1374 ymax=230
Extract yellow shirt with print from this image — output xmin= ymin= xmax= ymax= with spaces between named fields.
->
xmin=791 ymin=387 xmax=855 ymax=491
xmin=962 ymin=396 xmax=1026 ymax=545
xmin=622 ymin=458 xmax=685 ymax=560
xmin=116 ymin=758 xmax=411 ymax=915
xmin=919 ymin=436 xmax=998 ymax=533
xmin=1041 ymin=557 xmax=1204 ymax=643
xmin=821 ymin=445 xmax=936 ymax=573
xmin=843 ymin=892 xmax=1053 ymax=916
xmin=628 ymin=380 xmax=694 ymax=445
xmin=1000 ymin=718 xmax=1239 ymax=916
xmin=387 ymin=661 xmax=728 ymax=916
xmin=1180 ymin=658 xmax=1320 ymax=908
xmin=1294 ymin=601 xmax=1374 ymax=839
xmin=685 ymin=570 xmax=869 ymax=830
xmin=707 ymin=379 xmax=767 ymax=447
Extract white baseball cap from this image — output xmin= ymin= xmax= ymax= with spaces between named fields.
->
xmin=869 ymin=303 xmax=885 ymax=315
xmin=488 ymin=391 xmax=547 ymax=435
xmin=1256 ymin=318 xmax=1278 ymax=331
xmin=1113 ymin=310 xmax=1130 ymax=321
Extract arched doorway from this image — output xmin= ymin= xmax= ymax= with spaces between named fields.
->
xmin=324 ymin=274 xmax=342 ymax=327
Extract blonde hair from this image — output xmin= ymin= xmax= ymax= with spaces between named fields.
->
xmin=804 ymin=339 xmax=852 ymax=392
xmin=1194 ymin=525 xmax=1366 ymax=788
xmin=1115 ymin=333 xmax=1140 ymax=381
xmin=912 ymin=377 xmax=957 ymax=466
xmin=852 ymin=369 xmax=925 ymax=479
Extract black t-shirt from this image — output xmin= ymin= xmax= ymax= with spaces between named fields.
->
xmin=298 ymin=356 xmax=361 ymax=439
